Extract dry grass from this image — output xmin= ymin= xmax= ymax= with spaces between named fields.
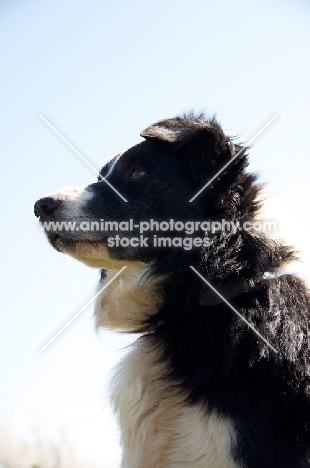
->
xmin=0 ymin=422 xmax=97 ymax=468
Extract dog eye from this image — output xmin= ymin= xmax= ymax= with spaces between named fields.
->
xmin=129 ymin=168 xmax=146 ymax=178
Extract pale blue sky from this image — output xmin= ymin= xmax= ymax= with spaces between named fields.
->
xmin=0 ymin=0 xmax=310 ymax=465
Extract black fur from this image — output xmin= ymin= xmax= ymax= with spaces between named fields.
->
xmin=35 ymin=114 xmax=310 ymax=467
xmin=142 ymin=116 xmax=310 ymax=467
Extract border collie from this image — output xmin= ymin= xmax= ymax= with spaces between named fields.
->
xmin=34 ymin=114 xmax=310 ymax=467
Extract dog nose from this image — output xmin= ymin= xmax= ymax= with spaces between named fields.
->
xmin=34 ymin=197 xmax=61 ymax=218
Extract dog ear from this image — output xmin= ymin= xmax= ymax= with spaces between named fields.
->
xmin=140 ymin=117 xmax=206 ymax=146
xmin=140 ymin=116 xmax=247 ymax=194
xmin=140 ymin=116 xmax=232 ymax=162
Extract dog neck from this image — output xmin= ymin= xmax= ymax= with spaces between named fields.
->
xmin=94 ymin=265 xmax=163 ymax=332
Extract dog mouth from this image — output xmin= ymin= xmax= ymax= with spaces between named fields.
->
xmin=48 ymin=233 xmax=115 ymax=268
xmin=48 ymin=232 xmax=107 ymax=251
xmin=47 ymin=232 xmax=78 ymax=250
xmin=46 ymin=233 xmax=147 ymax=269
xmin=47 ymin=232 xmax=109 ymax=261
xmin=46 ymin=231 xmax=154 ymax=269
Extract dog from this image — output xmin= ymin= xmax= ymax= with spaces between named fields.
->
xmin=34 ymin=114 xmax=310 ymax=467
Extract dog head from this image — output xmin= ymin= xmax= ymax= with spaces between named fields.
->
xmin=34 ymin=114 xmax=252 ymax=269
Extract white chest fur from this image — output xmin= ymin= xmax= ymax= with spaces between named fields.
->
xmin=111 ymin=338 xmax=240 ymax=468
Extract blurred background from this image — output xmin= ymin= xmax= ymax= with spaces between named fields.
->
xmin=0 ymin=0 xmax=309 ymax=466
